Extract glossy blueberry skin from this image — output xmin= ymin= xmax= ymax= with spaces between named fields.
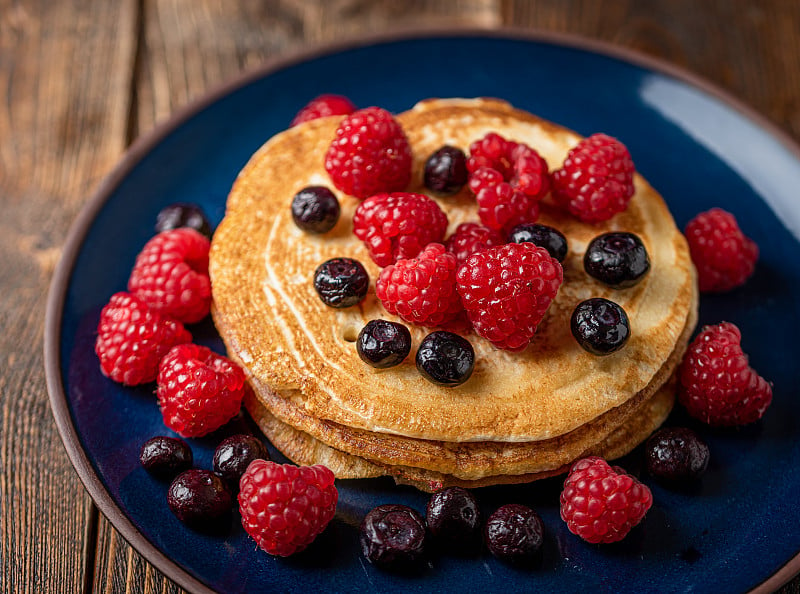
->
xmin=416 ymin=331 xmax=475 ymax=387
xmin=155 ymin=203 xmax=213 ymax=239
xmin=139 ymin=436 xmax=193 ymax=479
xmin=426 ymin=487 xmax=481 ymax=548
xmin=645 ymin=427 xmax=710 ymax=483
xmin=507 ymin=222 xmax=568 ymax=262
xmin=167 ymin=469 xmax=232 ymax=528
xmin=360 ymin=504 xmax=427 ymax=569
xmin=424 ymin=145 xmax=469 ymax=195
xmin=212 ymin=434 xmax=269 ymax=490
xmin=313 ymin=257 xmax=369 ymax=308
xmin=484 ymin=504 xmax=544 ymax=564
xmin=571 ymin=297 xmax=630 ymax=355
xmin=584 ymin=232 xmax=650 ymax=288
xmin=356 ymin=319 xmax=412 ymax=368
xmin=291 ymin=185 xmax=341 ymax=233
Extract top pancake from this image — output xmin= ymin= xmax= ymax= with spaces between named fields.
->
xmin=210 ymin=98 xmax=696 ymax=443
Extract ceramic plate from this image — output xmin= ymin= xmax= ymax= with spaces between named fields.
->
xmin=45 ymin=31 xmax=800 ymax=593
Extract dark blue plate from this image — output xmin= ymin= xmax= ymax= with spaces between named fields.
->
xmin=45 ymin=31 xmax=800 ymax=593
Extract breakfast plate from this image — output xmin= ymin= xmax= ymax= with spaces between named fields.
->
xmin=45 ymin=30 xmax=800 ymax=593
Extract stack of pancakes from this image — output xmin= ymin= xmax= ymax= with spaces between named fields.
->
xmin=209 ymin=98 xmax=698 ymax=492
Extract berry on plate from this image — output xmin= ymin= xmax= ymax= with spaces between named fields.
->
xmin=424 ymin=145 xmax=469 ymax=196
xmin=238 ymin=460 xmax=338 ymax=557
xmin=560 ymin=456 xmax=652 ymax=544
xmin=444 ymin=222 xmax=505 ymax=267
xmin=157 ymin=343 xmax=246 ymax=437
xmin=376 ymin=243 xmax=463 ymax=328
xmin=353 ymin=191 xmax=448 ymax=267
xmin=679 ymin=321 xmax=772 ymax=426
xmin=684 ymin=207 xmax=758 ymax=292
xmin=415 ymin=331 xmax=475 ymax=387
xmin=324 ymin=107 xmax=412 ymax=199
xmin=128 ymin=227 xmax=212 ymax=324
xmin=291 ymin=93 xmax=356 ymax=127
xmin=167 ymin=469 xmax=233 ymax=529
xmin=360 ymin=504 xmax=426 ymax=569
xmin=95 ymin=291 xmax=192 ymax=385
xmin=484 ymin=503 xmax=544 ymax=563
xmin=155 ymin=202 xmax=213 ymax=239
xmin=456 ymin=242 xmax=563 ymax=351
xmin=467 ymin=132 xmax=550 ymax=233
xmin=551 ymin=133 xmax=635 ymax=223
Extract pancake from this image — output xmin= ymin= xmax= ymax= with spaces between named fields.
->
xmin=246 ymin=375 xmax=678 ymax=492
xmin=236 ymin=283 xmax=694 ymax=480
xmin=210 ymin=97 xmax=696 ymax=446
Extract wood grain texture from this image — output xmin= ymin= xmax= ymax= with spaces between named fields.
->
xmin=0 ymin=0 xmax=138 ymax=593
xmin=2 ymin=0 xmax=799 ymax=592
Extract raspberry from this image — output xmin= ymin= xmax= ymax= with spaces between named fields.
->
xmin=467 ymin=132 xmax=550 ymax=233
xmin=444 ymin=222 xmax=505 ymax=266
xmin=324 ymin=107 xmax=412 ymax=199
xmin=678 ymin=322 xmax=772 ymax=426
xmin=128 ymin=228 xmax=211 ymax=324
xmin=290 ymin=94 xmax=356 ymax=126
xmin=684 ymin=208 xmax=758 ymax=292
xmin=95 ymin=292 xmax=191 ymax=385
xmin=156 ymin=343 xmax=246 ymax=437
xmin=376 ymin=243 xmax=463 ymax=328
xmin=560 ymin=456 xmax=652 ymax=544
xmin=238 ymin=459 xmax=338 ymax=557
xmin=353 ymin=192 xmax=448 ymax=267
xmin=551 ymin=133 xmax=635 ymax=223
xmin=456 ymin=242 xmax=563 ymax=351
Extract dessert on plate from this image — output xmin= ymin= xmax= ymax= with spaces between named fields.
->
xmin=208 ymin=97 xmax=698 ymax=492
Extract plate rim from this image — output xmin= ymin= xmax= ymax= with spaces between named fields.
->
xmin=43 ymin=26 xmax=800 ymax=593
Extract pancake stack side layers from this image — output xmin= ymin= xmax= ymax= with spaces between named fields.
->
xmin=209 ymin=98 xmax=698 ymax=492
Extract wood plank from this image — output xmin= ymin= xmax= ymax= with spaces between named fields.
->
xmin=0 ymin=0 xmax=139 ymax=592
xmin=134 ymin=0 xmax=500 ymax=134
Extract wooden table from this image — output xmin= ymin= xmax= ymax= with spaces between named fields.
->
xmin=4 ymin=1 xmax=800 ymax=592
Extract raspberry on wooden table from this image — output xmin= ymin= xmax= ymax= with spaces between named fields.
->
xmin=467 ymin=132 xmax=550 ymax=233
xmin=128 ymin=227 xmax=211 ymax=324
xmin=156 ymin=343 xmax=246 ymax=438
xmin=238 ymin=460 xmax=338 ymax=557
xmin=560 ymin=456 xmax=652 ymax=544
xmin=290 ymin=94 xmax=356 ymax=126
xmin=551 ymin=133 xmax=635 ymax=223
xmin=684 ymin=207 xmax=758 ymax=292
xmin=95 ymin=292 xmax=192 ymax=385
xmin=324 ymin=106 xmax=412 ymax=199
xmin=353 ymin=192 xmax=448 ymax=267
xmin=456 ymin=242 xmax=563 ymax=351
xmin=376 ymin=243 xmax=463 ymax=328
xmin=679 ymin=322 xmax=772 ymax=426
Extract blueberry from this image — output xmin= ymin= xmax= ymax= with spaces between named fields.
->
xmin=155 ymin=203 xmax=212 ymax=239
xmin=139 ymin=436 xmax=193 ymax=479
xmin=507 ymin=223 xmax=568 ymax=262
xmin=571 ymin=297 xmax=630 ymax=355
xmin=426 ymin=487 xmax=481 ymax=549
xmin=313 ymin=258 xmax=369 ymax=308
xmin=167 ymin=469 xmax=232 ymax=530
xmin=484 ymin=504 xmax=544 ymax=564
xmin=357 ymin=319 xmax=412 ymax=368
xmin=291 ymin=186 xmax=340 ymax=233
xmin=584 ymin=232 xmax=650 ymax=288
xmin=360 ymin=504 xmax=426 ymax=569
xmin=424 ymin=146 xmax=468 ymax=195
xmin=416 ymin=331 xmax=475 ymax=387
xmin=213 ymin=434 xmax=269 ymax=490
xmin=644 ymin=427 xmax=710 ymax=483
